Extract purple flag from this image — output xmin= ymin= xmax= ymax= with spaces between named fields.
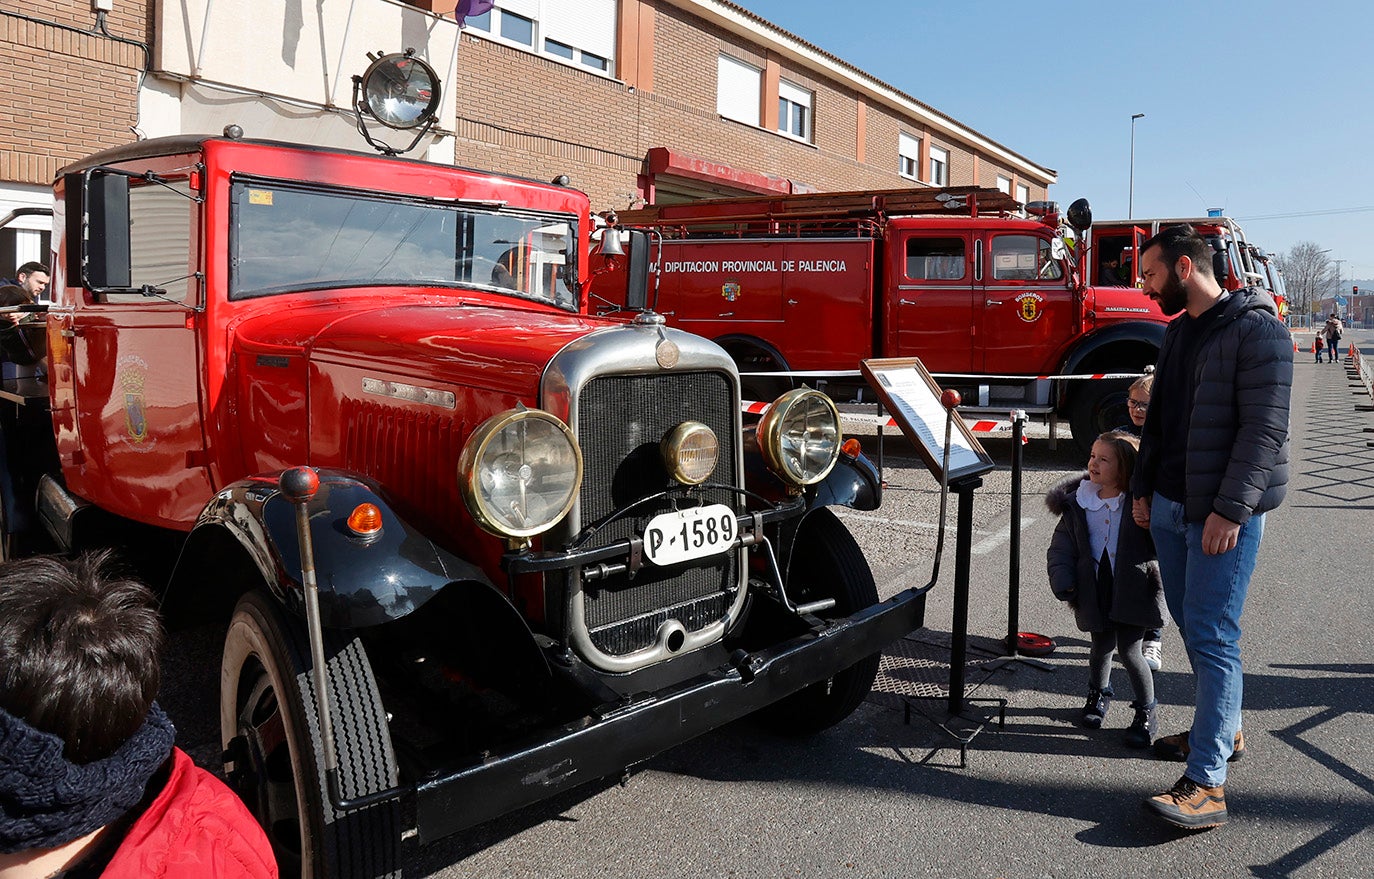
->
xmin=455 ymin=0 xmax=496 ymax=26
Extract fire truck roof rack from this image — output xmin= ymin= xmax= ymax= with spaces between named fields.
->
xmin=618 ymin=185 xmax=1020 ymax=227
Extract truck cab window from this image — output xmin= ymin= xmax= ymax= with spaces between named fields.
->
xmin=905 ymin=237 xmax=965 ymax=280
xmin=229 ymin=180 xmax=576 ymax=308
xmin=103 ymin=179 xmax=194 ymax=304
xmin=990 ymin=234 xmax=1061 ymax=281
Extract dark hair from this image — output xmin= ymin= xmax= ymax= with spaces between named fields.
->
xmin=1140 ymin=224 xmax=1214 ymax=279
xmin=15 ymin=261 xmax=48 ymax=278
xmin=0 ymin=552 xmax=163 ymax=763
xmin=1095 ymin=430 xmax=1140 ymax=492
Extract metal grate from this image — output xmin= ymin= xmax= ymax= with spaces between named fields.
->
xmin=576 ymin=371 xmax=740 ymax=654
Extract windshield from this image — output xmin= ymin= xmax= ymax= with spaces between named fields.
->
xmin=229 ymin=177 xmax=578 ymax=308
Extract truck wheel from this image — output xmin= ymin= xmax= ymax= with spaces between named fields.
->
xmin=758 ymin=508 xmax=880 ymax=734
xmin=1069 ymin=379 xmax=1131 ymax=454
xmin=222 ymin=590 xmax=401 ymax=879
xmin=717 ymin=337 xmax=793 ymax=405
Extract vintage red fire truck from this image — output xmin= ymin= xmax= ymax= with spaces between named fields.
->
xmin=0 ymin=114 xmax=928 ymax=875
xmin=596 ymin=189 xmax=1170 ymax=449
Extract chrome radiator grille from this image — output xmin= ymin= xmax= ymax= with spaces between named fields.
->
xmin=575 ymin=371 xmax=740 ymax=656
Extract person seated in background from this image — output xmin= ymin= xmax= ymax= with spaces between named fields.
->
xmin=0 ymin=552 xmax=277 ymax=878
xmin=1098 ymin=256 xmax=1131 ymax=287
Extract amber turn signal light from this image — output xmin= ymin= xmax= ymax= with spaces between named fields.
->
xmin=346 ymin=503 xmax=384 ymax=538
xmin=840 ymin=437 xmax=862 ymax=459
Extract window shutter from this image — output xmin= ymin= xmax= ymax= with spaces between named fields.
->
xmin=717 ymin=55 xmax=761 ymax=126
xmin=899 ymin=132 xmax=920 ymax=161
xmin=541 ymin=0 xmax=616 ymax=59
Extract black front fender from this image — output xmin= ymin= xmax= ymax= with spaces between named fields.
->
xmin=180 ymin=469 xmax=494 ymax=628
xmin=805 ymin=450 xmax=882 ymax=512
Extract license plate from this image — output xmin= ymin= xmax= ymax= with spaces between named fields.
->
xmin=643 ymin=503 xmax=738 ymax=567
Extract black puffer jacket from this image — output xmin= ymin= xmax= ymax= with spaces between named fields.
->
xmin=1131 ymin=287 xmax=1291 ymax=525
xmin=1045 ymin=474 xmax=1163 ymax=632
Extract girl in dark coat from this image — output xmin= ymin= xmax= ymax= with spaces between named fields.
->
xmin=1046 ymin=430 xmax=1163 ymax=747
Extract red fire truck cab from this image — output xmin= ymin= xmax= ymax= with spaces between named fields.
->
xmin=0 ymin=131 xmax=928 ymax=877
xmin=597 ymin=189 xmax=1170 ymax=450
xmin=1089 ymin=215 xmax=1285 ymax=306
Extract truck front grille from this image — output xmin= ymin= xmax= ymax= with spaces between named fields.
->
xmin=575 ymin=371 xmax=739 ymax=656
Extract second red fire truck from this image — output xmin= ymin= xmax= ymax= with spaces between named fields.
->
xmin=596 ymin=188 xmax=1169 ymax=450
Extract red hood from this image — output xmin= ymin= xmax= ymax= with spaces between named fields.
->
xmin=233 ymin=299 xmax=612 ymax=396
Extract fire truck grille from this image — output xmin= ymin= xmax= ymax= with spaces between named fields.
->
xmin=576 ymin=371 xmax=739 ymax=656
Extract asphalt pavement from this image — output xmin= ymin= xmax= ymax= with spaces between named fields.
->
xmin=163 ymin=332 xmax=1374 ymax=878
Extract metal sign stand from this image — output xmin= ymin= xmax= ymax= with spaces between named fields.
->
xmin=898 ymin=398 xmax=1006 ymax=768
xmin=1000 ymin=410 xmax=1055 ymax=670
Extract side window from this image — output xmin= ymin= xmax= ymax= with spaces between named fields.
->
xmin=905 ymin=237 xmax=966 ymax=281
xmin=990 ymin=234 xmax=1061 ymax=282
xmin=105 ymin=179 xmax=193 ymax=304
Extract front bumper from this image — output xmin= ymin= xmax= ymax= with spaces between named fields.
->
xmin=412 ymin=580 xmax=926 ymax=843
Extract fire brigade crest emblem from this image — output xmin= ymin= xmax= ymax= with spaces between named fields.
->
xmin=120 ymin=367 xmax=148 ymax=442
xmin=721 ymin=281 xmax=741 ymax=302
xmin=1015 ymin=292 xmax=1045 ymax=323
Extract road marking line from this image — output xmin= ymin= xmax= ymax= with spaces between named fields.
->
xmin=972 ymin=517 xmax=1039 ymax=555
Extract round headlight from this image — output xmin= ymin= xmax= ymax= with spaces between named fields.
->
xmin=361 ymin=52 xmax=441 ymax=130
xmin=661 ymin=421 xmax=719 ymax=485
xmin=459 ymin=408 xmax=582 ymax=538
xmin=757 ymin=389 xmax=841 ymax=487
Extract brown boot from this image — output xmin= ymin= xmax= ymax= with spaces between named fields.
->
xmin=1145 ymin=775 xmax=1227 ymax=829
xmin=1152 ymin=728 xmax=1245 ymax=762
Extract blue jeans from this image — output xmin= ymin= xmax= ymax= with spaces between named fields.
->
xmin=1150 ymin=493 xmax=1265 ymax=787
xmin=1327 ymin=341 xmax=1339 ymax=361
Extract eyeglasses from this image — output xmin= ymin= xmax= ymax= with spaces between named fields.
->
xmin=1127 ymin=399 xmax=1149 ymax=411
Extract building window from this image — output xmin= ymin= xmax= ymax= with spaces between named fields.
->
xmin=899 ymin=132 xmax=921 ymax=180
xmin=1015 ymin=183 xmax=1030 ymax=205
xmin=996 ymin=175 xmax=1012 ymax=194
xmin=464 ymin=1 xmax=617 ymax=76
xmin=777 ymin=80 xmax=812 ymax=142
xmin=929 ymin=145 xmax=949 ymax=186
xmin=717 ymin=54 xmax=761 ymax=126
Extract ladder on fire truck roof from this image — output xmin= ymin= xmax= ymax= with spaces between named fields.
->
xmin=617 ymin=185 xmax=1021 ymax=227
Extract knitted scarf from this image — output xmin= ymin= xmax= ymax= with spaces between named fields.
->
xmin=0 ymin=702 xmax=175 ymax=854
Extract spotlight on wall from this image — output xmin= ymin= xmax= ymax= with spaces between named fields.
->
xmin=352 ymin=49 xmax=441 ymax=156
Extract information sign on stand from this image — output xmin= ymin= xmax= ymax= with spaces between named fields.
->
xmin=859 ymin=358 xmax=995 ymax=483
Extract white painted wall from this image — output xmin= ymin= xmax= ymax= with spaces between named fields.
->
xmin=152 ymin=0 xmax=459 ymax=158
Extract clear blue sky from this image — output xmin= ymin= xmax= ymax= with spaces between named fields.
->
xmin=738 ymin=0 xmax=1374 ymax=282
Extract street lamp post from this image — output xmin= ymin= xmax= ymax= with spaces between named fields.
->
xmin=1128 ymin=113 xmax=1145 ymax=219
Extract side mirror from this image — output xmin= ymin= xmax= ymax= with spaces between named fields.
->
xmin=1066 ymin=198 xmax=1092 ymax=232
xmin=84 ymin=171 xmax=131 ymax=289
xmin=624 ymin=229 xmax=650 ymax=311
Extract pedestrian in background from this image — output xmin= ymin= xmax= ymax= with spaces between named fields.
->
xmin=0 ymin=552 xmax=277 ymax=877
xmin=1046 ymin=430 xmax=1162 ymax=748
xmin=1313 ymin=332 xmax=1323 ymax=363
xmin=1323 ymin=312 xmax=1343 ymax=363
xmin=1132 ymin=224 xmax=1291 ymax=830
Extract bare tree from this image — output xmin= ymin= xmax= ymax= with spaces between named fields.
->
xmin=1276 ymin=242 xmax=1337 ymax=322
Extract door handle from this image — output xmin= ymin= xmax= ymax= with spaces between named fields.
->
xmin=899 ymin=299 xmax=916 ymax=306
xmin=985 ymin=299 xmax=1001 ymax=306
xmin=718 ymin=311 xmax=734 ymax=317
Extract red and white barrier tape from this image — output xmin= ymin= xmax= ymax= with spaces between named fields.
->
xmin=741 ymin=401 xmax=1013 ymax=434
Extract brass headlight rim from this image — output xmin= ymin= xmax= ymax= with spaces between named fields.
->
xmin=660 ymin=420 xmax=720 ymax=486
xmin=458 ymin=407 xmax=583 ymax=539
xmin=756 ymin=388 xmax=842 ymax=487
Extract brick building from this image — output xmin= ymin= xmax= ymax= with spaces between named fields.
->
xmin=1 ymin=0 xmax=1054 ymax=267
